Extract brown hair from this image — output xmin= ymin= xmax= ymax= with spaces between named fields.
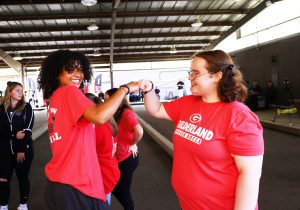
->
xmin=193 ymin=50 xmax=247 ymax=102
xmin=105 ymin=88 xmax=132 ymax=123
xmin=1 ymin=81 xmax=26 ymax=112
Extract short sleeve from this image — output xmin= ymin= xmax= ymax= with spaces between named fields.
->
xmin=65 ymin=86 xmax=94 ymax=124
xmin=227 ymin=110 xmax=264 ymax=156
xmin=121 ymin=109 xmax=139 ymax=131
xmin=163 ymin=97 xmax=185 ymax=124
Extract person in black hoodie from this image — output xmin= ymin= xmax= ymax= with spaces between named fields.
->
xmin=0 ymin=81 xmax=34 ymax=210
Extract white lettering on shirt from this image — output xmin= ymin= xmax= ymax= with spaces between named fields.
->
xmin=175 ymin=120 xmax=214 ymax=144
xmin=49 ymin=132 xmax=62 ymax=143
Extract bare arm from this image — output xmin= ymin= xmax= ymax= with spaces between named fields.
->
xmin=131 ymin=124 xmax=143 ymax=145
xmin=83 ymin=82 xmax=139 ymax=124
xmin=233 ymin=155 xmax=263 ymax=210
xmin=139 ymin=80 xmax=171 ymax=120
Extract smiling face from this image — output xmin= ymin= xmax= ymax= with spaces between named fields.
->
xmin=189 ymin=57 xmax=223 ymax=102
xmin=58 ymin=68 xmax=84 ymax=88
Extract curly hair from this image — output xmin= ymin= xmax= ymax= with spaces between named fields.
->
xmin=193 ymin=50 xmax=247 ymax=102
xmin=105 ymin=88 xmax=132 ymax=123
xmin=1 ymin=81 xmax=25 ymax=112
xmin=37 ymin=50 xmax=93 ymax=99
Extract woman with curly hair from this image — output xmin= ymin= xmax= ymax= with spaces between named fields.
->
xmin=139 ymin=50 xmax=264 ymax=210
xmin=0 ymin=82 xmax=34 ymax=210
xmin=37 ymin=50 xmax=139 ymax=210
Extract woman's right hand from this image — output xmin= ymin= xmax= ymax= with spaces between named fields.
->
xmin=129 ymin=144 xmax=138 ymax=158
xmin=16 ymin=130 xmax=25 ymax=139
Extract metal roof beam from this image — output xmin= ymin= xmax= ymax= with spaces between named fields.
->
xmin=0 ymin=21 xmax=233 ymax=34
xmin=205 ymin=0 xmax=269 ymax=50
xmin=0 ymin=10 xmax=246 ymax=21
xmin=2 ymin=40 xmax=211 ymax=52
xmin=0 ymin=32 xmax=221 ymax=44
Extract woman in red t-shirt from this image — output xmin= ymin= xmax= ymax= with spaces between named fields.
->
xmin=139 ymin=50 xmax=264 ymax=210
xmin=85 ymin=93 xmax=120 ymax=205
xmin=37 ymin=49 xmax=140 ymax=210
xmin=105 ymin=88 xmax=143 ymax=210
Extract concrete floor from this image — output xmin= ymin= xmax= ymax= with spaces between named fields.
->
xmin=7 ymin=107 xmax=300 ymax=210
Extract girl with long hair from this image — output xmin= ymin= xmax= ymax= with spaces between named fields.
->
xmin=105 ymin=88 xmax=143 ymax=210
xmin=0 ymin=81 xmax=34 ymax=210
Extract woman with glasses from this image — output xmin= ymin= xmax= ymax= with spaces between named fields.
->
xmin=139 ymin=50 xmax=264 ymax=210
xmin=0 ymin=81 xmax=34 ymax=210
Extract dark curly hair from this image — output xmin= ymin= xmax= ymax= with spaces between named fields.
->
xmin=193 ymin=50 xmax=247 ymax=102
xmin=37 ymin=50 xmax=93 ymax=99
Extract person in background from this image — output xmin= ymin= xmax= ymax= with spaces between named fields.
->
xmin=0 ymin=81 xmax=35 ymax=210
xmin=139 ymin=50 xmax=264 ymax=210
xmin=85 ymin=93 xmax=120 ymax=205
xmin=264 ymin=80 xmax=277 ymax=109
xmin=105 ymin=88 xmax=143 ymax=210
xmin=98 ymin=90 xmax=105 ymax=101
xmin=154 ymin=86 xmax=160 ymax=100
xmin=37 ymin=49 xmax=140 ymax=210
xmin=176 ymin=79 xmax=184 ymax=98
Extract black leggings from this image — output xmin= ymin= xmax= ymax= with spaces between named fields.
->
xmin=0 ymin=151 xmax=34 ymax=206
xmin=112 ymin=155 xmax=139 ymax=210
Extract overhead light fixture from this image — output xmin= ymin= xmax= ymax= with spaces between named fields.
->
xmin=191 ymin=17 xmax=203 ymax=28
xmin=93 ymin=49 xmax=101 ymax=57
xmin=87 ymin=20 xmax=98 ymax=31
xmin=169 ymin=46 xmax=177 ymax=54
xmin=13 ymin=52 xmax=22 ymax=61
xmin=81 ymin=0 xmax=97 ymax=6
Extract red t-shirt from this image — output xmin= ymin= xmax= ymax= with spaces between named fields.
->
xmin=95 ymin=122 xmax=120 ymax=194
xmin=45 ymin=85 xmax=106 ymax=200
xmin=116 ymin=108 xmax=139 ymax=162
xmin=164 ymin=95 xmax=264 ymax=210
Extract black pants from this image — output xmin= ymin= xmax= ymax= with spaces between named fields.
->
xmin=112 ymin=155 xmax=139 ymax=210
xmin=0 ymin=151 xmax=34 ymax=206
xmin=45 ymin=180 xmax=111 ymax=210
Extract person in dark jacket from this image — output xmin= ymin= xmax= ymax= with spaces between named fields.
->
xmin=0 ymin=81 xmax=34 ymax=210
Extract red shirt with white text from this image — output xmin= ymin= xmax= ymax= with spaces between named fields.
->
xmin=164 ymin=95 xmax=264 ymax=210
xmin=45 ymin=85 xmax=106 ymax=200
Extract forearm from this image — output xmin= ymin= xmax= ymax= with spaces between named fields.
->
xmin=234 ymin=172 xmax=261 ymax=210
xmin=143 ymin=90 xmax=162 ymax=117
xmin=86 ymin=88 xmax=126 ymax=124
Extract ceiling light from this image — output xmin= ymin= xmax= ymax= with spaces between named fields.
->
xmin=191 ymin=17 xmax=203 ymax=28
xmin=93 ymin=49 xmax=101 ymax=57
xmin=13 ymin=52 xmax=22 ymax=61
xmin=169 ymin=46 xmax=177 ymax=54
xmin=81 ymin=0 xmax=97 ymax=6
xmin=87 ymin=20 xmax=98 ymax=31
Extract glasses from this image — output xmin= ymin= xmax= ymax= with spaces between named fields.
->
xmin=188 ymin=70 xmax=210 ymax=79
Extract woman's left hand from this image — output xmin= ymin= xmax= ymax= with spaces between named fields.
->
xmin=16 ymin=130 xmax=25 ymax=139
xmin=17 ymin=152 xmax=25 ymax=163
xmin=129 ymin=144 xmax=138 ymax=158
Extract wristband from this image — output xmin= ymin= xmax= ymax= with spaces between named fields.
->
xmin=144 ymin=81 xmax=154 ymax=94
xmin=119 ymin=84 xmax=130 ymax=95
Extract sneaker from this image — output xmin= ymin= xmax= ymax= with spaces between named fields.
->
xmin=0 ymin=205 xmax=8 ymax=210
xmin=17 ymin=204 xmax=28 ymax=210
